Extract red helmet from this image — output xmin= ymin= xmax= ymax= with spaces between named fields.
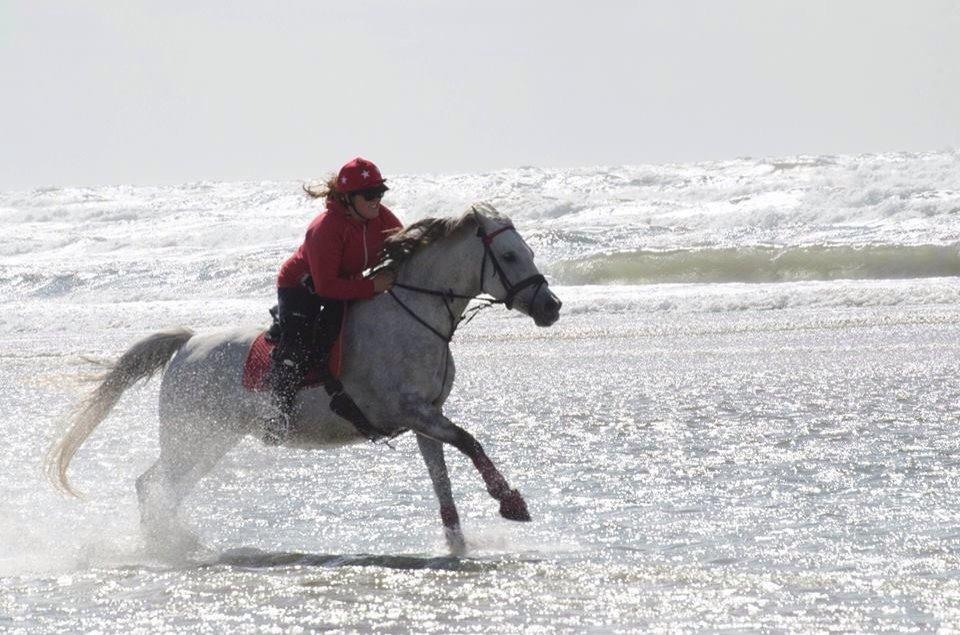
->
xmin=336 ymin=157 xmax=387 ymax=193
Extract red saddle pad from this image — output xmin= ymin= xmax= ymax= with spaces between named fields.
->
xmin=242 ymin=326 xmax=344 ymax=392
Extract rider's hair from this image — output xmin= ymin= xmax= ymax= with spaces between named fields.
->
xmin=303 ymin=175 xmax=350 ymax=205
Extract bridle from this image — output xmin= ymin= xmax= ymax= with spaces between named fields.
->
xmin=386 ymin=208 xmax=548 ymax=343
xmin=476 ymin=213 xmax=548 ymax=312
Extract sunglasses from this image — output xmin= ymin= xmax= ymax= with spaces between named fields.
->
xmin=355 ymin=187 xmax=387 ymax=202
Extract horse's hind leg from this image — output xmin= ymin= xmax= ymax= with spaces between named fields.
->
xmin=404 ymin=400 xmax=531 ymax=522
xmin=416 ymin=433 xmax=466 ymax=555
xmin=137 ymin=419 xmax=242 ymax=550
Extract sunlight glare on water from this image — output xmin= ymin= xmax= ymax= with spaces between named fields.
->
xmin=3 ymin=287 xmax=960 ymax=631
xmin=3 ymin=153 xmax=960 ymax=630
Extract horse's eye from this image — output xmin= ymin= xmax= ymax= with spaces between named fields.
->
xmin=502 ymin=252 xmax=518 ymax=264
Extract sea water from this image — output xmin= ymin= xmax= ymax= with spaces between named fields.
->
xmin=2 ymin=151 xmax=960 ymax=631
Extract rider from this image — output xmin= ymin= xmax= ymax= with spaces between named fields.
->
xmin=264 ymin=157 xmax=402 ymax=444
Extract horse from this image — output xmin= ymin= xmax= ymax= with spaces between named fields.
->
xmin=46 ymin=203 xmax=562 ymax=555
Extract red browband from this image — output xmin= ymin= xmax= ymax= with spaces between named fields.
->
xmin=481 ymin=225 xmax=514 ymax=245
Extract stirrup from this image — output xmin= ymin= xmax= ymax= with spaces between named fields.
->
xmin=261 ymin=413 xmax=291 ymax=446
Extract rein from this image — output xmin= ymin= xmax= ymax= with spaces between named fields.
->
xmin=388 ymin=282 xmax=503 ymax=343
xmin=385 ymin=209 xmax=545 ymax=343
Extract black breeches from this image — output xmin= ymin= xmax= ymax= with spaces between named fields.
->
xmin=273 ymin=286 xmax=345 ymax=376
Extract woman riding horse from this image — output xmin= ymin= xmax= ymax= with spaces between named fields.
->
xmin=266 ymin=157 xmax=402 ymax=444
xmin=47 ymin=202 xmax=562 ymax=555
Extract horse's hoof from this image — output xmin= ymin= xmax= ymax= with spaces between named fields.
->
xmin=499 ymin=489 xmax=531 ymax=522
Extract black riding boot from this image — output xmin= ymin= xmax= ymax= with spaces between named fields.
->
xmin=262 ymin=352 xmax=304 ymax=445
xmin=262 ymin=287 xmax=323 ymax=445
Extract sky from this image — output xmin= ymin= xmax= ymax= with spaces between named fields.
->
xmin=1 ymin=0 xmax=959 ymax=190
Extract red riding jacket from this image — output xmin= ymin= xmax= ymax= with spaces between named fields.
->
xmin=277 ymin=199 xmax=403 ymax=299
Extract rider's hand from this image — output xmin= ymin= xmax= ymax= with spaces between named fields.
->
xmin=372 ymin=270 xmax=396 ymax=294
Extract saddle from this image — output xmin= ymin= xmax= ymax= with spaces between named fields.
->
xmin=242 ymin=306 xmax=342 ymax=392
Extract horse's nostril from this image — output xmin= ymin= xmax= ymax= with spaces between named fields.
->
xmin=545 ymin=298 xmax=561 ymax=313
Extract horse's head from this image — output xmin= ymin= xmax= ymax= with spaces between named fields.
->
xmin=471 ymin=203 xmax=561 ymax=327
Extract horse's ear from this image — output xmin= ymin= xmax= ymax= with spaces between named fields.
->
xmin=470 ymin=204 xmax=484 ymax=236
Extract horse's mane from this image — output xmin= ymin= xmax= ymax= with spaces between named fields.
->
xmin=376 ymin=205 xmax=507 ymax=270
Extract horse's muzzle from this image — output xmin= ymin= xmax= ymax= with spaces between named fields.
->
xmin=531 ymin=288 xmax=562 ymax=327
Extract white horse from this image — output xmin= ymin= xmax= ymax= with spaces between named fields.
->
xmin=47 ymin=203 xmax=562 ymax=555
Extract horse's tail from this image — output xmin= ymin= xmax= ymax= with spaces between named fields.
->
xmin=46 ymin=327 xmax=195 ymax=497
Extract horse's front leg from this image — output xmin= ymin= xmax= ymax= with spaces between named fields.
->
xmin=416 ymin=433 xmax=466 ymax=555
xmin=403 ymin=399 xmax=530 ymax=522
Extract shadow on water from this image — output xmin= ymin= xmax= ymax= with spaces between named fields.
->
xmin=212 ymin=548 xmax=501 ymax=572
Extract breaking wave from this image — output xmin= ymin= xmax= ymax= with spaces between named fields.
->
xmin=548 ymin=244 xmax=960 ymax=285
